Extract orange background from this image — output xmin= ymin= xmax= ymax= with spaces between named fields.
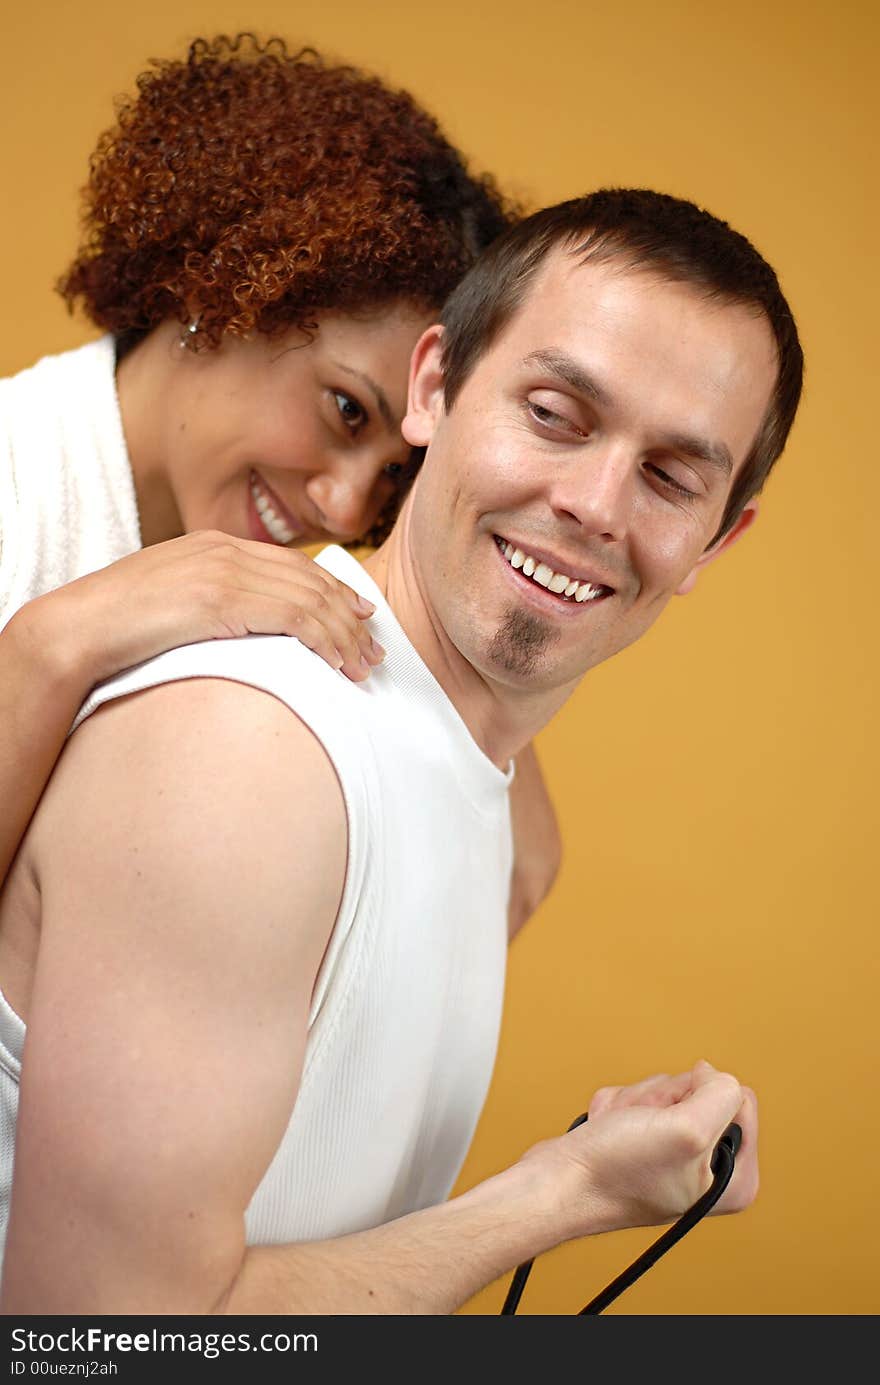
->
xmin=3 ymin=0 xmax=876 ymax=1313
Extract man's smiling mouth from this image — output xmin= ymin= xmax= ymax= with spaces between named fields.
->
xmin=493 ymin=535 xmax=614 ymax=604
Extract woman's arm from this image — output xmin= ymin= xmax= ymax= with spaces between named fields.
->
xmin=0 ymin=607 xmax=91 ymax=887
xmin=0 ymin=531 xmax=382 ymax=890
xmin=508 ymin=740 xmax=563 ymax=941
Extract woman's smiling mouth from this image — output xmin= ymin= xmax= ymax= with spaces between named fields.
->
xmin=248 ymin=469 xmax=305 ymax=545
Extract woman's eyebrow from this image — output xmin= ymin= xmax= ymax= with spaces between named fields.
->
xmin=330 ymin=360 xmax=395 ymax=430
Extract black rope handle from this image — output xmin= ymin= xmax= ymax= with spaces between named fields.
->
xmin=501 ymin=1115 xmax=742 ymax=1315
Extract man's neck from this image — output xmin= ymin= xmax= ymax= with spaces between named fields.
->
xmin=362 ymin=506 xmax=573 ymax=770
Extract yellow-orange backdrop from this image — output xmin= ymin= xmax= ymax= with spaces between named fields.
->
xmin=3 ymin=0 xmax=876 ymax=1315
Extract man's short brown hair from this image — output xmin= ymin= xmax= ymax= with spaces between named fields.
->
xmin=439 ymin=189 xmax=803 ymax=544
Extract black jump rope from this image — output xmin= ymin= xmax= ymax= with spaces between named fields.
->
xmin=501 ymin=1114 xmax=742 ymax=1314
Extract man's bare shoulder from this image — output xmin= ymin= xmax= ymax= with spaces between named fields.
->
xmin=4 ymin=676 xmax=349 ymax=1310
xmin=32 ymin=674 xmax=348 ymax=958
xmin=44 ymin=671 xmax=343 ymax=808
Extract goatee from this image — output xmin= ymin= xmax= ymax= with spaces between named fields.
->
xmin=487 ymin=606 xmax=558 ymax=677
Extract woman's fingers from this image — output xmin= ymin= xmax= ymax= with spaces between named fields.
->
xmin=216 ymin=533 xmax=376 ymax=616
xmin=221 ymin=570 xmax=384 ymax=680
xmin=181 ymin=536 xmax=385 ymax=680
xmin=240 ymin=545 xmax=384 ymax=675
xmin=239 ymin=593 xmax=383 ymax=680
xmin=66 ymin=532 xmax=387 ymax=684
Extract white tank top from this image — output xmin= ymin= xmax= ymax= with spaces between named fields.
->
xmin=0 ymin=546 xmax=513 ymax=1253
xmin=0 ymin=336 xmax=140 ymax=630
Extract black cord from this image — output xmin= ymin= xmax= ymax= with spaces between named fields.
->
xmin=500 ymin=1116 xmax=742 ymax=1315
xmin=578 ymin=1121 xmax=741 ymax=1313
xmin=500 ymin=1110 xmax=589 ymax=1315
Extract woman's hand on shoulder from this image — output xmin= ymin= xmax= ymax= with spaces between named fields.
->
xmin=18 ymin=530 xmax=385 ymax=689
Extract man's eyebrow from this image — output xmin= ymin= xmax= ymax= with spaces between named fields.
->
xmin=522 ymin=349 xmax=733 ymax=476
xmin=329 ymin=360 xmax=395 ymax=430
xmin=663 ymin=432 xmax=733 ymax=476
xmin=521 ymin=350 xmax=614 ymax=408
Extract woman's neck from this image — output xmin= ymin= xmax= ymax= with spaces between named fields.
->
xmin=114 ymin=323 xmax=185 ymax=547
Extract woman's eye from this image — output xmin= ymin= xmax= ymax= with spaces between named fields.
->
xmin=333 ymin=391 xmax=367 ymax=432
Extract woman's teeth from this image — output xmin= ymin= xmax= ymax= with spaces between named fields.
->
xmin=498 ymin=539 xmax=607 ymax=603
xmin=250 ymin=474 xmax=296 ymax=545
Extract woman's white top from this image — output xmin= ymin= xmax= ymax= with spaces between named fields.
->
xmin=0 ymin=336 xmax=140 ymax=628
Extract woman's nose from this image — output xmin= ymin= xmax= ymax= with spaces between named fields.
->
xmin=305 ymin=467 xmax=392 ymax=542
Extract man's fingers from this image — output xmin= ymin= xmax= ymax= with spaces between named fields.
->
xmin=587 ymin=1085 xmax=624 ymax=1117
xmin=714 ymin=1083 xmax=759 ymax=1213
xmin=588 ymin=1070 xmax=694 ymax=1118
xmin=678 ymin=1066 xmax=745 ymax=1151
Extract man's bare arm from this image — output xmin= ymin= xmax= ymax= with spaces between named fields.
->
xmin=508 ymin=741 xmax=562 ymax=940
xmin=0 ymin=676 xmax=347 ymax=1313
xmin=0 ymin=678 xmax=758 ymax=1315
xmin=223 ymin=1064 xmax=760 ymax=1315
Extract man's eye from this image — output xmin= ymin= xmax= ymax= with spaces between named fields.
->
xmin=647 ymin=463 xmax=698 ymax=500
xmin=528 ymin=401 xmax=580 ymax=432
xmin=334 ymin=391 xmax=367 ymax=432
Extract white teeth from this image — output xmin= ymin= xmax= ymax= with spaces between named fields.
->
xmin=498 ymin=536 xmax=609 ymax=605
xmin=262 ymin=508 xmax=295 ymax=545
xmin=250 ymin=476 xmax=295 ymax=545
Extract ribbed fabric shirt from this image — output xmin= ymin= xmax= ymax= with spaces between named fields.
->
xmin=0 ymin=336 xmax=140 ymax=630
xmin=0 ymin=546 xmax=514 ymax=1256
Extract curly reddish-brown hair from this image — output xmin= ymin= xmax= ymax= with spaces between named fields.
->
xmin=58 ymin=32 xmax=517 ymax=350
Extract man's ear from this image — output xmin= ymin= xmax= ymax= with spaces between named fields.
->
xmin=401 ymin=325 xmax=446 ymax=448
xmin=676 ymin=499 xmax=759 ymax=596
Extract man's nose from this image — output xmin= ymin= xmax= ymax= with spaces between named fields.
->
xmin=547 ymin=444 xmax=633 ymax=542
xmin=305 ymin=468 xmax=389 ymax=542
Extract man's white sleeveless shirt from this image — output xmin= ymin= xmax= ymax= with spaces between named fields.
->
xmin=0 ymin=545 xmax=513 ymax=1253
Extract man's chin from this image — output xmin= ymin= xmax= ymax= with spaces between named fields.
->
xmin=485 ymin=606 xmax=559 ymax=680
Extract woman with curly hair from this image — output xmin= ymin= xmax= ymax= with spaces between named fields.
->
xmin=0 ymin=34 xmax=560 ymax=931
